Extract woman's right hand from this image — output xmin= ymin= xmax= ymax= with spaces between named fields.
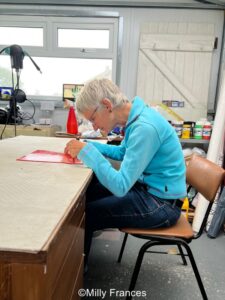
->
xmin=64 ymin=139 xmax=86 ymax=158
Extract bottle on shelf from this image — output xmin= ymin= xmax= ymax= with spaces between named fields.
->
xmin=181 ymin=121 xmax=194 ymax=139
xmin=193 ymin=121 xmax=203 ymax=139
xmin=202 ymin=121 xmax=212 ymax=140
xmin=66 ymin=106 xmax=78 ymax=134
xmin=171 ymin=120 xmax=183 ymax=138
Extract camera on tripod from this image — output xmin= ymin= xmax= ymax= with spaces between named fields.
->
xmin=0 ymin=86 xmax=26 ymax=124
xmin=0 ymin=45 xmax=41 ymax=129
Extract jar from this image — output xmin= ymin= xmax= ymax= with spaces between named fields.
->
xmin=181 ymin=124 xmax=191 ymax=139
xmin=202 ymin=122 xmax=212 ymax=140
xmin=172 ymin=121 xmax=183 ymax=138
xmin=194 ymin=123 xmax=203 ymax=139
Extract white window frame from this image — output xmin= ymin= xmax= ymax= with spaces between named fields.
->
xmin=52 ymin=17 xmax=117 ymax=59
xmin=0 ymin=14 xmax=119 ymax=100
xmin=0 ymin=16 xmax=48 ymax=56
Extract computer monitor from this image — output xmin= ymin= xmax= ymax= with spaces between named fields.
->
xmin=0 ymin=87 xmax=14 ymax=100
xmin=63 ymin=84 xmax=84 ymax=102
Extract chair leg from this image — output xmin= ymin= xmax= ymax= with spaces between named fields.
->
xmin=180 ymin=241 xmax=208 ymax=300
xmin=117 ymin=232 xmax=128 ymax=263
xmin=126 ymin=238 xmax=207 ymax=300
xmin=177 ymin=244 xmax=188 ymax=265
xmin=126 ymin=240 xmax=161 ymax=300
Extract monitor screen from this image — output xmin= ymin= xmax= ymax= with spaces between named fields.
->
xmin=0 ymin=87 xmax=14 ymax=100
xmin=63 ymin=84 xmax=84 ymax=102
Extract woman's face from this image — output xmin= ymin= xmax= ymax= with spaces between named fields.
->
xmin=83 ymin=100 xmax=115 ymax=134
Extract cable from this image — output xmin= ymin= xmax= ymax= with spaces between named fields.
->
xmin=0 ymin=46 xmax=8 ymax=55
xmin=24 ymin=51 xmax=42 ymax=74
xmin=11 ymin=68 xmax=14 ymax=90
xmin=0 ymin=82 xmax=20 ymax=139
xmin=20 ymin=99 xmax=36 ymax=121
xmin=0 ymin=114 xmax=10 ymax=140
xmin=0 ymin=98 xmax=35 ymax=140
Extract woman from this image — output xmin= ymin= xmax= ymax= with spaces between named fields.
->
xmin=64 ymin=78 xmax=186 ymax=264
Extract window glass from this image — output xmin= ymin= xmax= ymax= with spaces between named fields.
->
xmin=0 ymin=27 xmax=43 ymax=46
xmin=58 ymin=29 xmax=109 ymax=49
xmin=0 ymin=16 xmax=117 ymax=99
xmin=0 ymin=56 xmax=112 ymax=97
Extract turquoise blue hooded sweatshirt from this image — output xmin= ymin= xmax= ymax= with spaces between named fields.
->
xmin=78 ymin=97 xmax=186 ymax=199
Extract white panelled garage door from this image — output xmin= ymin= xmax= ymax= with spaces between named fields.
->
xmin=137 ymin=22 xmax=216 ymax=121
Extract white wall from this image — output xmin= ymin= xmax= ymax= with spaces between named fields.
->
xmin=0 ymin=4 xmax=224 ymax=129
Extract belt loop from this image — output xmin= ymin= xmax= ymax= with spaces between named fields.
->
xmin=172 ymin=199 xmax=177 ymax=208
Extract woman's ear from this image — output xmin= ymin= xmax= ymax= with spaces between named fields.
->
xmin=101 ymin=98 xmax=113 ymax=112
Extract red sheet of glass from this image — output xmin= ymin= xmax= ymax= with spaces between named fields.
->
xmin=17 ymin=150 xmax=82 ymax=164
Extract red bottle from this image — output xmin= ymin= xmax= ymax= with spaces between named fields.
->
xmin=66 ymin=106 xmax=78 ymax=134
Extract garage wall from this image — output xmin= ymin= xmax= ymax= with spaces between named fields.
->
xmin=0 ymin=3 xmax=224 ymax=128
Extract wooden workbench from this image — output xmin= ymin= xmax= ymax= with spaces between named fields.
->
xmin=0 ymin=136 xmax=92 ymax=300
xmin=0 ymin=124 xmax=61 ymax=139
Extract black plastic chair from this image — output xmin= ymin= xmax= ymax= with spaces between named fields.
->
xmin=117 ymin=154 xmax=225 ymax=300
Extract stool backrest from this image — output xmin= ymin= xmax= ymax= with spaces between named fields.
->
xmin=186 ymin=154 xmax=225 ymax=202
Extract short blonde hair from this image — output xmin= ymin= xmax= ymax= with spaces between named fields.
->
xmin=75 ymin=78 xmax=128 ymax=114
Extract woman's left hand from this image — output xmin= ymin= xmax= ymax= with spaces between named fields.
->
xmin=64 ymin=139 xmax=86 ymax=158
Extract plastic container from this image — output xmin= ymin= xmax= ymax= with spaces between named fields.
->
xmin=202 ymin=122 xmax=212 ymax=140
xmin=181 ymin=124 xmax=191 ymax=139
xmin=172 ymin=121 xmax=183 ymax=138
xmin=66 ymin=106 xmax=78 ymax=134
xmin=193 ymin=123 xmax=203 ymax=139
xmin=182 ymin=148 xmax=193 ymax=158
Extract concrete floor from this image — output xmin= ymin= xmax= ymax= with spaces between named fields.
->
xmin=84 ymin=229 xmax=225 ymax=300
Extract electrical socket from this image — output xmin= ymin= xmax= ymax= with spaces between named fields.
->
xmin=39 ymin=118 xmax=52 ymax=125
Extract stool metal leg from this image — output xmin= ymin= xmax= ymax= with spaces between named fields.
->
xmin=126 ymin=240 xmax=161 ymax=300
xmin=177 ymin=244 xmax=188 ymax=265
xmin=180 ymin=241 xmax=208 ymax=300
xmin=117 ymin=233 xmax=128 ymax=263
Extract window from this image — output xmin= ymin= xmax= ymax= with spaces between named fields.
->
xmin=0 ymin=26 xmax=43 ymax=46
xmin=58 ymin=29 xmax=109 ymax=49
xmin=9 ymin=57 xmax=111 ymax=96
xmin=0 ymin=15 xmax=118 ymax=100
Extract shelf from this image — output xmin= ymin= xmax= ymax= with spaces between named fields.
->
xmin=179 ymin=138 xmax=210 ymax=144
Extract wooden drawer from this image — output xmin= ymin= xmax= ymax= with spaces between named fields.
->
xmin=47 ymin=193 xmax=85 ymax=293
xmin=11 ymin=263 xmax=47 ymax=300
xmin=9 ymin=196 xmax=85 ymax=300
xmin=0 ymin=263 xmax=11 ymax=300
xmin=51 ymin=215 xmax=85 ymax=300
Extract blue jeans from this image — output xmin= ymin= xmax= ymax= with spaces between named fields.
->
xmin=85 ymin=175 xmax=181 ymax=262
